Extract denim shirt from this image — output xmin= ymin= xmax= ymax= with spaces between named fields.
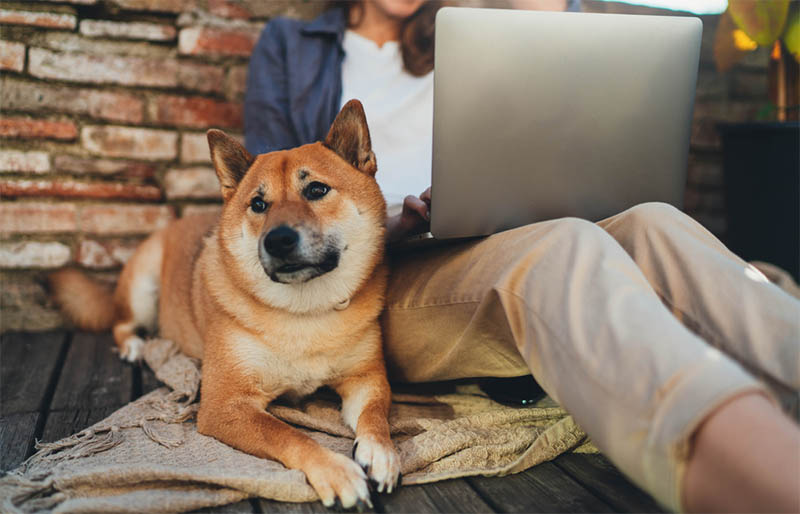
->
xmin=244 ymin=2 xmax=582 ymax=156
xmin=244 ymin=8 xmax=347 ymax=155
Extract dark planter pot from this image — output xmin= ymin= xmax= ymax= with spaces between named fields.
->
xmin=718 ymin=122 xmax=800 ymax=281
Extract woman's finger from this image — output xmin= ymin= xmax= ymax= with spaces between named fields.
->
xmin=419 ymin=187 xmax=432 ymax=206
xmin=403 ymin=194 xmax=430 ymax=221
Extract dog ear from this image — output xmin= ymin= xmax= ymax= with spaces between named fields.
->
xmin=207 ymin=129 xmax=255 ymax=202
xmin=324 ymin=99 xmax=377 ymax=176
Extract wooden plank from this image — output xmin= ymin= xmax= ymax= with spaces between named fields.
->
xmin=0 ymin=412 xmax=39 ymax=471
xmin=193 ymin=499 xmax=257 ymax=513
xmin=467 ymin=462 xmax=612 ymax=513
xmin=1 ymin=332 xmax=66 ymax=415
xmin=553 ymin=454 xmax=665 ymax=513
xmin=40 ymin=406 xmax=120 ymax=443
xmin=41 ymin=333 xmax=134 ymax=443
xmin=257 ymin=499 xmax=331 ymax=513
xmin=48 ymin=332 xmax=133 ymax=411
xmin=139 ymin=362 xmax=163 ymax=397
xmin=380 ymin=479 xmax=493 ymax=513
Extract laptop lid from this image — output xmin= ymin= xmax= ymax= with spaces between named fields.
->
xmin=430 ymin=8 xmax=702 ymax=239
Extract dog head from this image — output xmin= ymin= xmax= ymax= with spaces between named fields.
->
xmin=206 ymin=100 xmax=386 ymax=314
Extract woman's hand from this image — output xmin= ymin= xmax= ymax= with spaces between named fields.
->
xmin=385 ymin=187 xmax=431 ymax=243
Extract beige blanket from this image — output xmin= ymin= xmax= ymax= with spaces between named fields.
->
xmin=1 ymin=338 xmax=591 ymax=513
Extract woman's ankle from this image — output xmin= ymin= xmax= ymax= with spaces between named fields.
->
xmin=682 ymin=392 xmax=800 ymax=513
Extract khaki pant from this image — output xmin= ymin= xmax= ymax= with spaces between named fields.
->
xmin=381 ymin=202 xmax=800 ymax=512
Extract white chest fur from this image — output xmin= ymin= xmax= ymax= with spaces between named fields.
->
xmin=228 ymin=323 xmax=369 ymax=400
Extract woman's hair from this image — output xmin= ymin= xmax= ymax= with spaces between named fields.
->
xmin=333 ymin=1 xmax=445 ymax=77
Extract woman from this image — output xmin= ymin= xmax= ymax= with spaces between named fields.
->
xmin=244 ymin=1 xmax=800 ymax=512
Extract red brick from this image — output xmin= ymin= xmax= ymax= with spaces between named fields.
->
xmin=1 ymin=77 xmax=144 ymax=124
xmin=226 ymin=65 xmax=248 ymax=100
xmin=80 ymin=20 xmax=176 ymax=41
xmin=28 ymin=48 xmax=224 ymax=93
xmin=0 ymin=150 xmax=50 ymax=173
xmin=0 ymin=117 xmax=77 ymax=140
xmin=0 ymin=241 xmax=71 ymax=268
xmin=0 ymin=179 xmax=162 ymax=201
xmin=181 ymin=131 xmax=244 ymax=163
xmin=78 ymin=204 xmax=175 ymax=234
xmin=77 ymin=238 xmax=140 ymax=268
xmin=54 ymin=155 xmax=156 ymax=179
xmin=182 ymin=204 xmax=221 ymax=218
xmin=0 ymin=202 xmax=78 ymax=234
xmin=164 ymin=167 xmax=220 ymax=199
xmin=0 ymin=41 xmax=25 ymax=72
xmin=178 ymin=26 xmax=260 ymax=57
xmin=0 ymin=9 xmax=76 ymax=29
xmin=149 ymin=95 xmax=243 ymax=129
xmin=29 ymin=47 xmax=170 ymax=88
xmin=82 ymin=126 xmax=177 ymax=160
xmin=231 ymin=1 xmax=325 ymax=19
xmin=107 ymin=0 xmax=198 ymax=13
xmin=176 ymin=62 xmax=226 ymax=95
xmin=208 ymin=0 xmax=253 ymax=19
xmin=181 ymin=132 xmax=211 ymax=163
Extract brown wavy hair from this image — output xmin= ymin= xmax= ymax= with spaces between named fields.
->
xmin=332 ymin=1 xmax=445 ymax=77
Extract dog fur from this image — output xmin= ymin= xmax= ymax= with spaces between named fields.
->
xmin=50 ymin=100 xmax=400 ymax=508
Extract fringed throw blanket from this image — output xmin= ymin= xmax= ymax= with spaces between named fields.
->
xmin=1 ymin=338 xmax=591 ymax=513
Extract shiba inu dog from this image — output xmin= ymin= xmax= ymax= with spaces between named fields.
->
xmin=50 ymin=100 xmax=400 ymax=509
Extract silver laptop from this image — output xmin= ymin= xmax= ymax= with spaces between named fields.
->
xmin=422 ymin=7 xmax=702 ymax=241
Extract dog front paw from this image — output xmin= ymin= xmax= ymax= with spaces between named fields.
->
xmin=353 ymin=435 xmax=401 ymax=494
xmin=120 ymin=336 xmax=144 ymax=362
xmin=304 ymin=450 xmax=372 ymax=509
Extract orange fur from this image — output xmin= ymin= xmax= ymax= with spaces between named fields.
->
xmin=48 ymin=268 xmax=116 ymax=332
xmin=49 ymin=100 xmax=400 ymax=508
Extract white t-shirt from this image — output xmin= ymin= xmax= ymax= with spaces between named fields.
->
xmin=340 ymin=30 xmax=433 ymax=215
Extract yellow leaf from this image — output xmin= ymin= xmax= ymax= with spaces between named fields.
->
xmin=733 ymin=29 xmax=758 ymax=50
xmin=782 ymin=2 xmax=800 ymax=62
xmin=729 ymin=0 xmax=790 ymax=48
xmin=714 ymin=11 xmax=748 ymax=72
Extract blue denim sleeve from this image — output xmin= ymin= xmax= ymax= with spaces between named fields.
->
xmin=244 ymin=20 xmax=298 ymax=155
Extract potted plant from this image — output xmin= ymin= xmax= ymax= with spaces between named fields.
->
xmin=713 ymin=0 xmax=799 ymax=280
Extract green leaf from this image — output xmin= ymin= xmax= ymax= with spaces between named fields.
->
xmin=728 ymin=0 xmax=790 ymax=47
xmin=782 ymin=2 xmax=800 ymax=62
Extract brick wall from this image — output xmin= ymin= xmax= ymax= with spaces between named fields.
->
xmin=0 ymin=0 xmax=772 ymax=332
xmin=0 ymin=0 xmax=325 ymax=331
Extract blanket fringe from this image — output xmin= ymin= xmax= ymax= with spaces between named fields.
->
xmin=19 ymin=387 xmax=200 ymax=472
xmin=0 ymin=473 xmax=64 ymax=513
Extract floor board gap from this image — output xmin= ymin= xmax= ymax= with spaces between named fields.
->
xmin=27 ymin=332 xmax=72 ymax=460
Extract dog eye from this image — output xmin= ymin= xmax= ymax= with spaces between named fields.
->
xmin=250 ymin=197 xmax=268 ymax=213
xmin=303 ymin=181 xmax=330 ymax=201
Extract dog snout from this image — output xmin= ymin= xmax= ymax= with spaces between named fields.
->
xmin=264 ymin=225 xmax=300 ymax=258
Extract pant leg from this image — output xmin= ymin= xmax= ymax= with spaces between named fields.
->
xmin=382 ymin=217 xmax=772 ymax=511
xmin=597 ymin=203 xmax=800 ymax=410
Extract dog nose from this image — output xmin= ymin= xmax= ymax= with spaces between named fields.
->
xmin=264 ymin=225 xmax=299 ymax=258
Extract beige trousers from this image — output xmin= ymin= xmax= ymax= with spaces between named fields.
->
xmin=381 ymin=202 xmax=800 ymax=512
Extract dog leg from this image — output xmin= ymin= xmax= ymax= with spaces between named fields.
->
xmin=335 ymin=371 xmax=401 ymax=493
xmin=111 ymin=231 xmax=164 ymax=362
xmin=197 ymin=380 xmax=372 ymax=509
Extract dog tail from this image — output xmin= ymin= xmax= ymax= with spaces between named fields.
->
xmin=48 ymin=268 xmax=116 ymax=332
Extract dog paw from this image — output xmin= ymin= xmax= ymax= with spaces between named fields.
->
xmin=352 ymin=435 xmax=401 ymax=494
xmin=120 ymin=336 xmax=144 ymax=362
xmin=304 ymin=450 xmax=372 ymax=509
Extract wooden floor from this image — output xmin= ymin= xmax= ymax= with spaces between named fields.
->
xmin=1 ymin=332 xmax=665 ymax=513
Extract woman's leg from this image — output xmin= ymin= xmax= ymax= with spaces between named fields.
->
xmin=596 ymin=203 xmax=800 ymax=512
xmin=597 ymin=202 xmax=800 ymax=406
xmin=682 ymin=392 xmax=800 ymax=513
xmin=383 ymin=218 xmax=776 ymax=511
